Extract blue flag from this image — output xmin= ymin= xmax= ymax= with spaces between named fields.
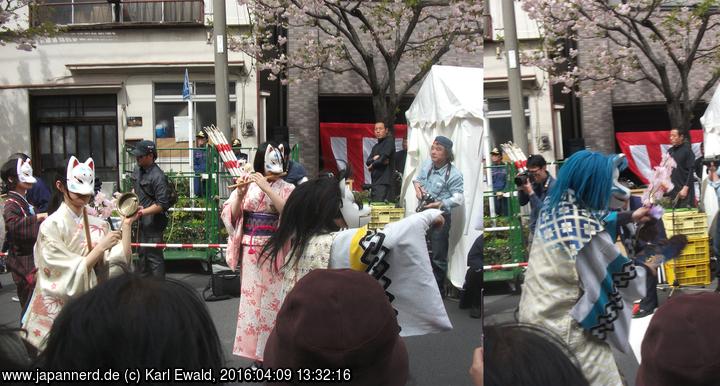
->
xmin=182 ymin=69 xmax=191 ymax=101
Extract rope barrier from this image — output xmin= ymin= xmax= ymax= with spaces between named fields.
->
xmin=483 ymin=262 xmax=528 ymax=271
xmin=131 ymin=243 xmax=227 ymax=249
xmin=167 ymin=207 xmax=209 ymax=212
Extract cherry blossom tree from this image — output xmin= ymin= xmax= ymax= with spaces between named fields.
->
xmin=522 ymin=0 xmax=720 ymax=131
xmin=1 ymin=0 xmax=58 ymax=51
xmin=232 ymin=0 xmax=483 ymax=128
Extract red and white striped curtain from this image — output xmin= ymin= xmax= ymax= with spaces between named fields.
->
xmin=616 ymin=130 xmax=704 ymax=184
xmin=319 ymin=122 xmax=408 ymax=191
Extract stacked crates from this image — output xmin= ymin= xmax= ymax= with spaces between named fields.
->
xmin=662 ymin=210 xmax=711 ymax=286
xmin=368 ymin=203 xmax=405 ymax=230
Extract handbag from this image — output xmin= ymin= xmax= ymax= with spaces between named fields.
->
xmin=203 ymin=269 xmax=241 ymax=302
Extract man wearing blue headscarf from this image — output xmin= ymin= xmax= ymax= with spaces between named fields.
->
xmin=412 ymin=136 xmax=464 ymax=296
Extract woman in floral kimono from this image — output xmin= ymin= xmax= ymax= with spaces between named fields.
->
xmin=221 ymin=143 xmax=294 ymax=363
xmin=22 ymin=156 xmax=137 ymax=349
xmin=1 ymin=157 xmax=46 ymax=314
xmin=259 ymin=171 xmax=452 ymax=338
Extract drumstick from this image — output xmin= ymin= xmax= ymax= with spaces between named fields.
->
xmin=83 ymin=207 xmax=93 ymax=254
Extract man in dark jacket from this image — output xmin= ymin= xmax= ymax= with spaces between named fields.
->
xmin=366 ymin=122 xmax=395 ymax=202
xmin=667 ymin=128 xmax=696 ymax=208
xmin=517 ymin=154 xmax=555 ymax=237
xmin=129 ymin=140 xmax=171 ymax=279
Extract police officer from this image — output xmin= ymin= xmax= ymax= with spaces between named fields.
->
xmin=231 ymin=138 xmax=249 ymax=165
xmin=412 ymin=136 xmax=464 ymax=296
xmin=129 ymin=140 xmax=171 ymax=279
xmin=193 ymin=130 xmax=208 ymax=197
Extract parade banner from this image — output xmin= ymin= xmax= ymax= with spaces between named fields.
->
xmin=319 ymin=122 xmax=407 ymax=191
xmin=615 ymin=130 xmax=703 ymax=184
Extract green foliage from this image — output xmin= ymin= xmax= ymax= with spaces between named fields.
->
xmin=485 ymin=233 xmax=513 ymax=265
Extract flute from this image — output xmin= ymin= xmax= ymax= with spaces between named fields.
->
xmin=227 ymin=173 xmax=288 ymax=189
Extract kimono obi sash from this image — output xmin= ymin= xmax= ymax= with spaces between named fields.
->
xmin=243 ymin=211 xmax=279 ymax=237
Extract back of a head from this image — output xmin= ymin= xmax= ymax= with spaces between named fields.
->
xmin=546 ymin=150 xmax=613 ymax=211
xmin=264 ymin=269 xmax=408 ymax=386
xmin=637 ymin=292 xmax=720 ymax=386
xmin=1 ymin=158 xmax=18 ymax=184
xmin=260 ymin=174 xmax=343 ymax=269
xmin=484 ymin=324 xmax=589 ymax=386
xmin=38 ymin=273 xmax=223 ymax=374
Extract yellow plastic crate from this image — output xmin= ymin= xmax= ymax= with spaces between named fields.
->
xmin=664 ymin=261 xmax=712 ymax=286
xmin=676 ymin=236 xmax=711 ymax=265
xmin=663 ymin=210 xmax=708 ymax=237
xmin=368 ymin=205 xmax=405 ymax=230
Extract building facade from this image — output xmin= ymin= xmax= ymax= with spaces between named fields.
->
xmin=0 ymin=1 xmax=259 ymax=188
xmin=483 ymin=0 xmax=564 ymax=162
xmin=282 ymin=14 xmax=484 ymax=177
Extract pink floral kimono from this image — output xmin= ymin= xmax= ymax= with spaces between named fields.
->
xmin=221 ymin=179 xmax=294 ymax=360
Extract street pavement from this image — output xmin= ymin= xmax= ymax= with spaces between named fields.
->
xmin=484 ymin=278 xmax=718 ymax=386
xmin=0 ymin=261 xmax=481 ymax=386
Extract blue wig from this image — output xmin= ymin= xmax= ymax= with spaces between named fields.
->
xmin=546 ymin=150 xmax=616 ymax=211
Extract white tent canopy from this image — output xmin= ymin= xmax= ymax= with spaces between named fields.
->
xmin=403 ymin=65 xmax=484 ymax=288
xmin=700 ymin=85 xmax=720 ymax=158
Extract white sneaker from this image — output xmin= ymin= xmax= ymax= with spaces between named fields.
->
xmin=11 ymin=296 xmax=19 ymax=302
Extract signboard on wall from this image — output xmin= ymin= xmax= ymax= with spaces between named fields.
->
xmin=173 ymin=116 xmax=192 ymax=142
xmin=127 ymin=116 xmax=143 ymax=127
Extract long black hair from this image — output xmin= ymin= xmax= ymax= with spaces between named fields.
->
xmin=47 ymin=164 xmax=69 ymax=216
xmin=36 ymin=273 xmax=224 ymax=372
xmin=259 ymin=169 xmax=348 ymax=271
xmin=0 ymin=159 xmax=19 ymax=194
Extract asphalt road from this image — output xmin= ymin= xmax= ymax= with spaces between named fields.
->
xmin=484 ymin=277 xmax=719 ymax=386
xmin=0 ymin=261 xmax=482 ymax=386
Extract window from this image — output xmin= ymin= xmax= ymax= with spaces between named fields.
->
xmin=31 ymin=95 xmax=118 ymax=187
xmin=33 ymin=0 xmax=204 ymax=26
xmin=153 ymin=82 xmax=237 ymax=137
xmin=486 ymin=97 xmax=530 ymax=149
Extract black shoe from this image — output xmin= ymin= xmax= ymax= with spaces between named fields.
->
xmin=470 ymin=306 xmax=482 ymax=319
xmin=633 ymin=309 xmax=654 ymax=319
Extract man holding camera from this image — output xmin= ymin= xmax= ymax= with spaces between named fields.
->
xmin=517 ymin=154 xmax=555 ymax=238
xmin=413 ymin=136 xmax=464 ymax=296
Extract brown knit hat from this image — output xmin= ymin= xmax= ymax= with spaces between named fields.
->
xmin=264 ymin=269 xmax=408 ymax=386
xmin=636 ymin=292 xmax=720 ymax=386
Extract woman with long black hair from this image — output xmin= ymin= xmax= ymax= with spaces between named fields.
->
xmin=259 ymin=169 xmax=452 ymax=338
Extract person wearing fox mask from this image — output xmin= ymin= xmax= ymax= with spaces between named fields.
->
xmin=22 ymin=156 xmax=138 ymax=349
xmin=220 ymin=142 xmax=295 ymax=363
xmin=1 ymin=157 xmax=46 ymax=314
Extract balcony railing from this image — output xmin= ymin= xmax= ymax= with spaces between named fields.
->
xmin=33 ymin=0 xmax=204 ymax=26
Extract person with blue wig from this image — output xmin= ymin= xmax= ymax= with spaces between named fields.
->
xmin=518 ymin=150 xmax=660 ymax=385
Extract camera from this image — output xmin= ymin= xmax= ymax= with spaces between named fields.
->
xmin=416 ymin=192 xmax=437 ymax=212
xmin=514 ymin=172 xmax=530 ymax=187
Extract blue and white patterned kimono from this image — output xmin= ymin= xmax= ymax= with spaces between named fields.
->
xmin=519 ymin=190 xmax=647 ymax=386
